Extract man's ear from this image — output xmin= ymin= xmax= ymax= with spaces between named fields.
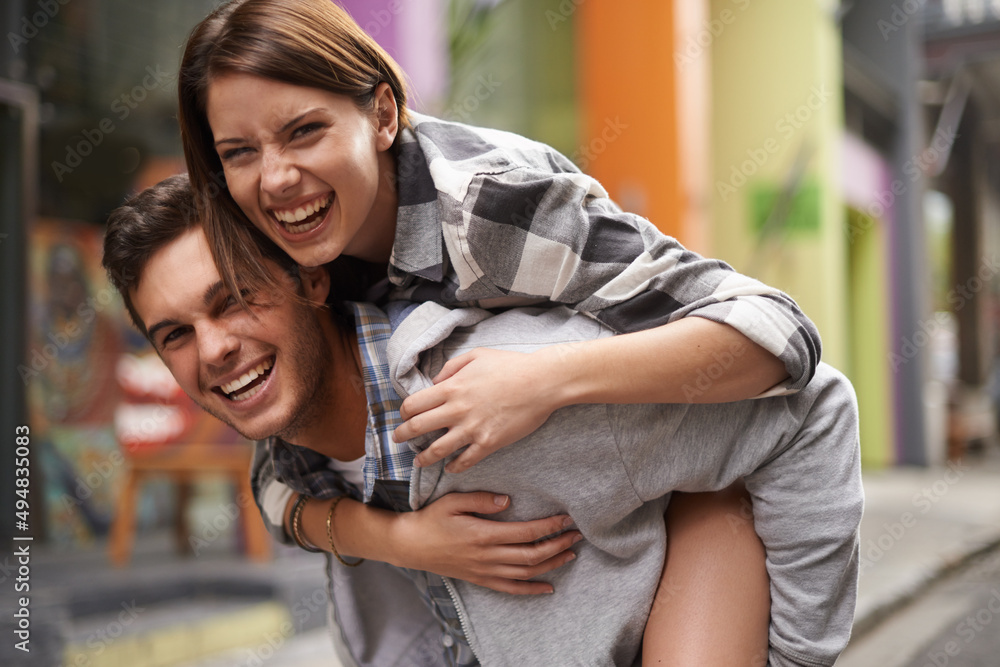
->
xmin=299 ymin=265 xmax=331 ymax=305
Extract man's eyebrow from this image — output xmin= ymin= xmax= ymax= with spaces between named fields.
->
xmin=213 ymin=109 xmax=322 ymax=147
xmin=203 ymin=280 xmax=225 ymax=306
xmin=145 ymin=281 xmax=225 ymax=346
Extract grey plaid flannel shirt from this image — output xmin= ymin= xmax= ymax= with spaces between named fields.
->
xmin=250 ymin=112 xmax=823 ymax=665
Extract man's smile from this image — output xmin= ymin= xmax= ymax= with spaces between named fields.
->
xmin=212 ymin=354 xmax=276 ymax=403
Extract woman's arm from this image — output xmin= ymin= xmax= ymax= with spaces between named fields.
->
xmin=395 ymin=317 xmax=787 ymax=472
xmin=287 ymin=491 xmax=581 ymax=594
xmin=393 ymin=168 xmax=815 ymax=471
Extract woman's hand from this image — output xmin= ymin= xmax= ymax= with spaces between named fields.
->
xmin=391 ymin=492 xmax=582 ymax=595
xmin=393 ymin=348 xmax=564 ymax=473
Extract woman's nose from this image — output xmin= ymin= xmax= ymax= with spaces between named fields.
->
xmin=260 ymin=148 xmax=300 ymax=193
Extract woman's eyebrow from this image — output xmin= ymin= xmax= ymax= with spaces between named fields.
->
xmin=213 ymin=108 xmax=325 ymax=147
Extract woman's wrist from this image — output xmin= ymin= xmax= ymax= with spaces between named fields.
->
xmin=534 ymin=342 xmax=596 ymax=410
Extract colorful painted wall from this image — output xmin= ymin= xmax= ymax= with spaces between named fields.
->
xmin=576 ymin=1 xmax=710 ymax=251
xmin=709 ymin=0 xmax=849 ymax=370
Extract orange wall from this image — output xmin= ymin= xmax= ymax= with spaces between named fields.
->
xmin=578 ymin=1 xmax=702 ymax=250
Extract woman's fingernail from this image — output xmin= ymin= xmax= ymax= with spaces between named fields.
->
xmin=494 ymin=494 xmax=509 ymax=507
xmin=565 ymin=552 xmax=576 ymax=562
xmin=572 ymin=534 xmax=583 ymax=544
xmin=562 ymin=517 xmax=574 ymax=529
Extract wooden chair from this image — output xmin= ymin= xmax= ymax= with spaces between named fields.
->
xmin=107 ymin=353 xmax=271 ymax=566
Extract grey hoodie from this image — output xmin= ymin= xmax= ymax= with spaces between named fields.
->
xmin=388 ymin=302 xmax=862 ymax=667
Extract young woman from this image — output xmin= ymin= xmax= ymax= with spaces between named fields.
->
xmin=177 ymin=1 xmax=821 ymax=663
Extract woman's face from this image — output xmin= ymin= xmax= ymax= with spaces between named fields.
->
xmin=206 ymin=73 xmax=398 ymax=267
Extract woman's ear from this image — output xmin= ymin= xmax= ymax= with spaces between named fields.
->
xmin=373 ymin=82 xmax=398 ymax=152
xmin=299 ymin=265 xmax=331 ymax=305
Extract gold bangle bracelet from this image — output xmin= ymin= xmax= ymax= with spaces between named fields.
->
xmin=326 ymin=496 xmax=364 ymax=567
xmin=291 ymin=495 xmax=322 ymax=553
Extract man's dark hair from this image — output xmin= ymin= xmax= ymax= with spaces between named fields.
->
xmin=103 ymin=173 xmax=301 ymax=339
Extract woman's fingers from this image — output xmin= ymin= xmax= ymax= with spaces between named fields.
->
xmin=432 ymin=349 xmax=479 ymax=383
xmin=396 ymin=385 xmax=446 ymax=425
xmin=474 ymin=577 xmax=556 ymax=596
xmin=414 ymin=430 xmax=474 ymax=468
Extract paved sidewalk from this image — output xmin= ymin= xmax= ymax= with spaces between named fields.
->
xmin=8 ymin=447 xmax=999 ymax=666
xmin=849 ymin=446 xmax=1000 ymax=639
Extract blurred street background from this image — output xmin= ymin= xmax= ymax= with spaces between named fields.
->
xmin=2 ymin=0 xmax=1000 ymax=665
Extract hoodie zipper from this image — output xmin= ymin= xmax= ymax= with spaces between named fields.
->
xmin=442 ymin=576 xmax=481 ymax=664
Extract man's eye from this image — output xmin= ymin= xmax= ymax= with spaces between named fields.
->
xmin=161 ymin=327 xmax=188 ymax=346
xmin=224 ymin=288 xmax=255 ymax=311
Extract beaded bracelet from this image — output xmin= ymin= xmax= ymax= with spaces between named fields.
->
xmin=290 ymin=495 xmax=323 ymax=553
xmin=326 ymin=495 xmax=365 ymax=567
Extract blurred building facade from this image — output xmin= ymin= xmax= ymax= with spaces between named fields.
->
xmin=3 ymin=0 xmax=1000 ymax=550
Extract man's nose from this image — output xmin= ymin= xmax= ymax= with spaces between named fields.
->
xmin=260 ymin=148 xmax=300 ymax=194
xmin=199 ymin=320 xmax=239 ymax=367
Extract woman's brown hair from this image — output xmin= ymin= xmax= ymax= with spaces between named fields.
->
xmin=178 ymin=0 xmax=410 ymax=302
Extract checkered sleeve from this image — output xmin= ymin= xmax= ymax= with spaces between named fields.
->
xmin=250 ymin=437 xmax=356 ymax=547
xmin=454 ymin=168 xmax=821 ymax=390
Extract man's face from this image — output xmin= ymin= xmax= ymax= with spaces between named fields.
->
xmin=131 ymin=226 xmax=334 ymax=441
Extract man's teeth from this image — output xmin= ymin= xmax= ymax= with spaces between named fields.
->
xmin=221 ymin=358 xmax=273 ymax=397
xmin=273 ymin=194 xmax=332 ymax=225
xmin=232 ymin=384 xmax=263 ymax=402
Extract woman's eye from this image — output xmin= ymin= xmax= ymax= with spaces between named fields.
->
xmin=221 ymin=146 xmax=251 ymax=161
xmin=292 ymin=123 xmax=323 ymax=139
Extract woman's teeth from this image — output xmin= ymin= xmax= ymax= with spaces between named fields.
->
xmin=273 ymin=194 xmax=332 ymax=233
xmin=221 ymin=358 xmax=273 ymax=401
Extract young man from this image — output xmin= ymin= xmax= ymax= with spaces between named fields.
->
xmin=104 ymin=175 xmax=863 ymax=667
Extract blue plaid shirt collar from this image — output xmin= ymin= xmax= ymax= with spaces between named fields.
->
xmin=349 ymin=301 xmax=415 ymax=502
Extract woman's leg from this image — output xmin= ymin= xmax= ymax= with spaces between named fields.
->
xmin=642 ymin=481 xmax=770 ymax=666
